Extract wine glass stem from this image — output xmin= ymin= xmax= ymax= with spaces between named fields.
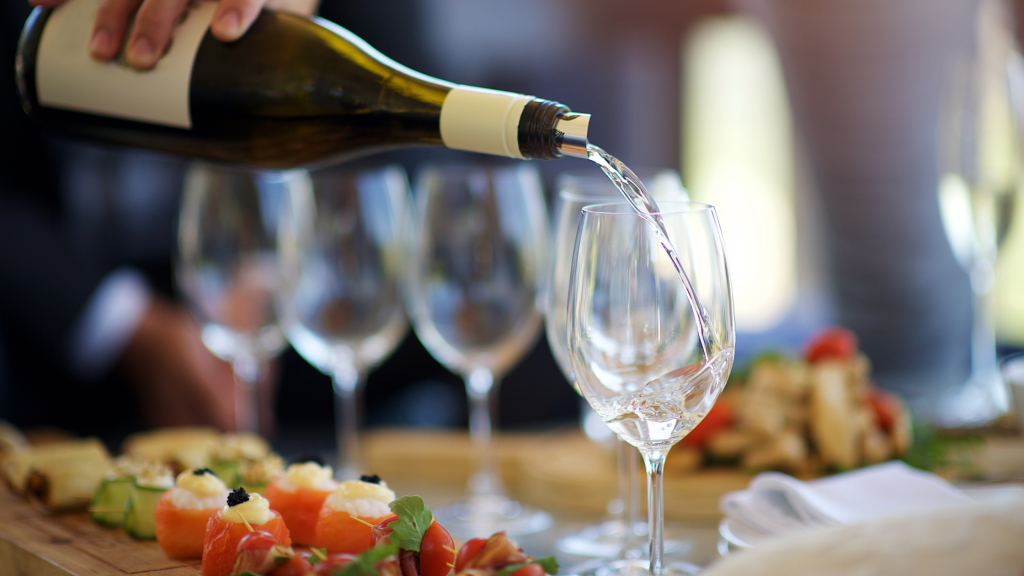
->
xmin=970 ymin=266 xmax=997 ymax=376
xmin=466 ymin=366 xmax=503 ymax=498
xmin=619 ymin=440 xmax=644 ymax=559
xmin=233 ymin=355 xmax=260 ymax=433
xmin=333 ymin=367 xmax=364 ymax=479
xmin=641 ymin=448 xmax=669 ymax=576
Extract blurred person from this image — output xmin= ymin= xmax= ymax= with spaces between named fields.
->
xmin=731 ymin=0 xmax=977 ymax=420
xmin=0 ymin=0 xmax=314 ymax=438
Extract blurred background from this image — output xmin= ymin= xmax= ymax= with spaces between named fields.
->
xmin=2 ymin=0 xmax=1024 ymax=448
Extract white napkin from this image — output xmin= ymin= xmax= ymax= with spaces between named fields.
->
xmin=720 ymin=461 xmax=972 ymax=536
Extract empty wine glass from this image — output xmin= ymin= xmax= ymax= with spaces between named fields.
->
xmin=176 ymin=163 xmax=289 ymax=433
xmin=277 ymin=165 xmax=410 ymax=479
xmin=568 ymin=202 xmax=734 ymax=576
xmin=936 ymin=0 xmax=1019 ymax=425
xmin=547 ymin=169 xmax=689 ymax=562
xmin=405 ymin=163 xmax=552 ymax=537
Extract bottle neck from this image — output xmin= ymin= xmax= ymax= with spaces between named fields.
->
xmin=518 ymin=99 xmax=590 ymax=160
xmin=439 ymin=86 xmax=590 ymax=160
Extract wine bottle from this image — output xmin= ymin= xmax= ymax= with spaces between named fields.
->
xmin=15 ymin=0 xmax=590 ymax=169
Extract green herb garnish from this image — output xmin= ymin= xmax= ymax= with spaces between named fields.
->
xmin=333 ymin=543 xmax=399 ymax=576
xmin=494 ymin=557 xmax=559 ymax=576
xmin=309 ymin=548 xmax=328 ymax=567
xmin=386 ymin=495 xmax=433 ymax=552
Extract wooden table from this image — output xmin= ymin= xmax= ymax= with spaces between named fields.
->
xmin=0 ymin=486 xmax=199 ymax=576
xmin=4 ymin=428 xmax=1024 ymax=576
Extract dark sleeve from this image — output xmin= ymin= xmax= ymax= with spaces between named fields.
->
xmin=0 ymin=3 xmax=107 ymax=364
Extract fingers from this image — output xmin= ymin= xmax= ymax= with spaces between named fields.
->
xmin=210 ymin=0 xmax=267 ymax=42
xmin=122 ymin=0 xmax=191 ymax=69
xmin=265 ymin=0 xmax=318 ymax=17
xmin=28 ymin=0 xmax=68 ymax=8
xmin=89 ymin=0 xmax=144 ymax=62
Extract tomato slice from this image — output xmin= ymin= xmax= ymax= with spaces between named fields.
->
xmin=372 ymin=514 xmax=400 ymax=545
xmin=454 ymin=538 xmax=487 ymax=573
xmin=510 ymin=565 xmax=545 ymax=576
xmin=419 ymin=521 xmax=455 ymax=576
xmin=804 ymin=327 xmax=858 ymax=363
xmin=270 ymin=555 xmax=314 ymax=576
xmin=313 ymin=553 xmax=357 ymax=576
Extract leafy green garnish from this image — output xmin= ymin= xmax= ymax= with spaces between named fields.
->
xmin=494 ymin=557 xmax=560 ymax=576
xmin=901 ymin=422 xmax=983 ymax=472
xmin=309 ymin=548 xmax=328 ymax=567
xmin=386 ymin=495 xmax=433 ymax=552
xmin=333 ymin=543 xmax=399 ymax=576
xmin=238 ymin=572 xmax=263 ymax=576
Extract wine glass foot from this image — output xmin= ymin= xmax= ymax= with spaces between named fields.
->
xmin=933 ymin=370 xmax=1008 ymax=427
xmin=567 ymin=558 xmax=700 ymax=576
xmin=557 ymin=521 xmax=692 ymax=559
xmin=434 ymin=494 xmax=552 ymax=538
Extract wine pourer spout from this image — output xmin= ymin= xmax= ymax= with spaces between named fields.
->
xmin=555 ymin=112 xmax=590 ymax=159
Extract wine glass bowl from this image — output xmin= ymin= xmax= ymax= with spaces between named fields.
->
xmin=547 ymin=169 xmax=690 ymax=561
xmin=176 ymin=163 xmax=291 ymax=432
xmin=567 ymin=202 xmax=734 ymax=576
xmin=277 ymin=164 xmax=410 ymax=479
xmin=405 ymin=163 xmax=551 ymax=537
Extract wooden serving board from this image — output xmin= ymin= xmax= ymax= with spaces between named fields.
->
xmin=0 ymin=487 xmax=199 ymax=576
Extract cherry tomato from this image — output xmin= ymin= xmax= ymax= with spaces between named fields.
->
xmin=804 ymin=327 xmax=858 ymax=363
xmin=510 ymin=565 xmax=545 ymax=576
xmin=681 ymin=401 xmax=733 ymax=448
xmin=419 ymin=521 xmax=455 ymax=576
xmin=270 ymin=554 xmax=314 ymax=576
xmin=236 ymin=530 xmax=279 ymax=553
xmin=455 ymin=538 xmax=487 ymax=573
xmin=868 ymin=388 xmax=903 ymax=433
xmin=314 ymin=553 xmax=357 ymax=576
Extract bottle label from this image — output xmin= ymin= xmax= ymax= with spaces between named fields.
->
xmin=440 ymin=86 xmax=532 ymax=159
xmin=36 ymin=0 xmax=216 ymax=129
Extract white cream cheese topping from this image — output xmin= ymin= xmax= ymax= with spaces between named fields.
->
xmin=168 ymin=487 xmax=229 ymax=510
xmin=276 ymin=462 xmax=337 ymax=492
xmin=176 ymin=469 xmax=228 ymax=497
xmin=323 ymin=480 xmax=395 ymax=518
xmin=136 ymin=465 xmax=175 ymax=489
xmin=221 ymin=492 xmax=274 ymax=525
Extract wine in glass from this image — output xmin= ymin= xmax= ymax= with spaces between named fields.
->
xmin=405 ymin=163 xmax=552 ymax=537
xmin=568 ymin=202 xmax=735 ymax=576
xmin=176 ymin=163 xmax=290 ymax=433
xmin=277 ymin=164 xmax=410 ymax=479
xmin=547 ymin=169 xmax=689 ymax=561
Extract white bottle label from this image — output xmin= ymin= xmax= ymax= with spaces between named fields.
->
xmin=36 ymin=0 xmax=216 ymax=129
xmin=440 ymin=86 xmax=532 ymax=159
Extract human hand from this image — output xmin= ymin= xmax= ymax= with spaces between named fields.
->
xmin=117 ymin=297 xmax=277 ymax=433
xmin=27 ymin=0 xmax=318 ymax=70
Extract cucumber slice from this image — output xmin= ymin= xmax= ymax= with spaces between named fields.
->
xmin=90 ymin=477 xmax=133 ymax=527
xmin=123 ymin=484 xmax=167 ymax=540
xmin=207 ymin=460 xmax=241 ymax=488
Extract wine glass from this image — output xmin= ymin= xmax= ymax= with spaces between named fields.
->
xmin=936 ymin=0 xmax=1019 ymax=425
xmin=567 ymin=202 xmax=734 ymax=576
xmin=405 ymin=163 xmax=552 ymax=537
xmin=176 ymin=163 xmax=290 ymax=433
xmin=547 ymin=169 xmax=689 ymax=561
xmin=277 ymin=165 xmax=410 ymax=479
